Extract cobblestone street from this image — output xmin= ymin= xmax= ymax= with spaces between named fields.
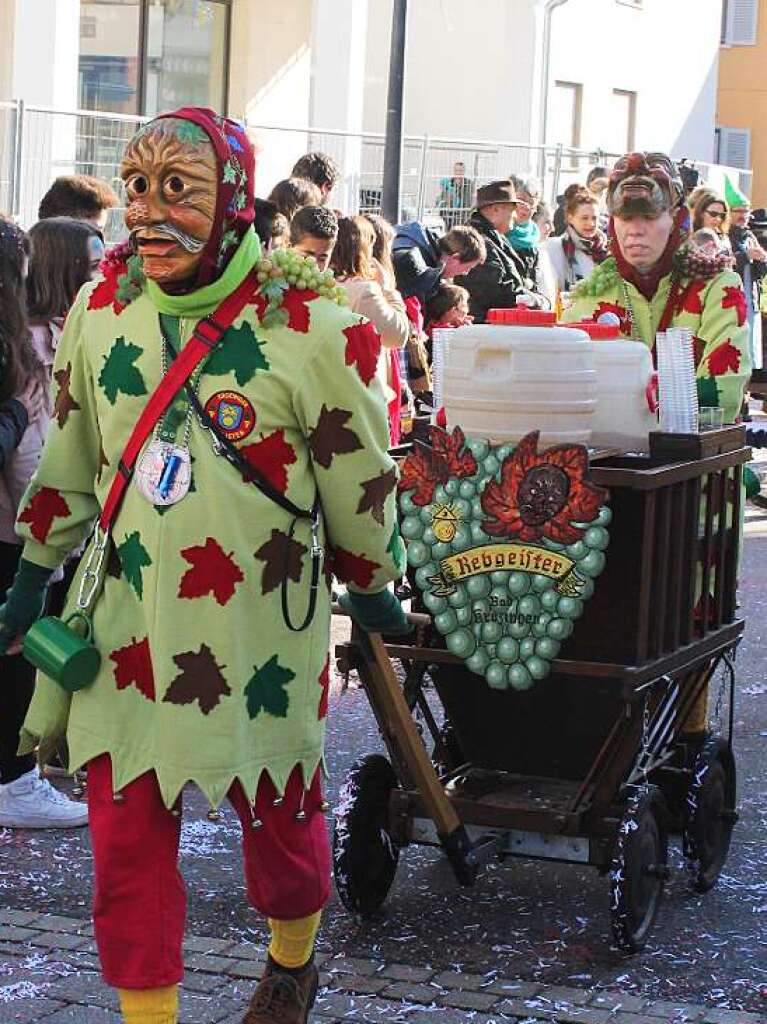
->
xmin=0 ymin=908 xmax=764 ymax=1024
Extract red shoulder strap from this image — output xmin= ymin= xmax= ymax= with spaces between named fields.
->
xmin=98 ymin=269 xmax=257 ymax=530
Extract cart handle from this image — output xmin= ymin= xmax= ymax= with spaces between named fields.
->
xmin=331 ymin=602 xmax=431 ymax=628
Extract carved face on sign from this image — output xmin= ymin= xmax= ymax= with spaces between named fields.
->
xmin=121 ymin=119 xmax=218 ymax=288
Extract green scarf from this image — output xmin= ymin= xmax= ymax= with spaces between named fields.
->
xmin=506 ymin=220 xmax=541 ymax=252
xmin=146 ymin=227 xmax=261 ymax=319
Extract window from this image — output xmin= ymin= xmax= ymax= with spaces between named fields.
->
xmin=722 ymin=0 xmax=759 ymax=45
xmin=717 ymin=126 xmax=751 ymax=169
xmin=78 ymin=0 xmax=231 ymax=115
xmin=607 ymin=90 xmax=637 ymax=154
xmin=549 ymin=81 xmax=582 ymax=149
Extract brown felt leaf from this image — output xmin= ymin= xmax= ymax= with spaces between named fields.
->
xmin=308 ymin=404 xmax=362 ymax=469
xmin=162 ymin=643 xmax=231 ymax=715
xmin=254 ymin=528 xmax=307 ymax=595
xmin=357 ymin=466 xmax=397 ymax=525
xmin=52 ymin=362 xmax=81 ymax=429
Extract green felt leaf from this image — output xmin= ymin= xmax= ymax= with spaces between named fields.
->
xmin=221 ymin=229 xmax=239 ymax=252
xmin=204 ymin=321 xmax=270 ymax=386
xmin=222 ymin=160 xmax=238 ymax=184
xmin=387 ymin=526 xmax=406 ymax=571
xmin=117 ymin=531 xmax=152 ymax=599
xmin=99 ymin=337 xmax=147 ymax=405
xmin=173 ymin=121 xmax=209 ymax=147
xmin=245 ymin=654 xmax=295 ymax=719
xmin=697 ymin=376 xmax=720 ymax=408
xmin=234 ymin=190 xmax=247 ymax=210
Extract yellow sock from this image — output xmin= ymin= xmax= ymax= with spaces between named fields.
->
xmin=268 ymin=911 xmax=321 ymax=969
xmin=117 ymin=985 xmax=179 ymax=1024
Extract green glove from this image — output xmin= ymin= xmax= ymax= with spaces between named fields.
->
xmin=339 ymin=588 xmax=414 ymax=636
xmin=744 ymin=465 xmax=761 ymax=500
xmin=0 ymin=558 xmax=54 ymax=655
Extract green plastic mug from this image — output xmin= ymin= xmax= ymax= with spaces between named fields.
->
xmin=23 ymin=612 xmax=101 ymax=693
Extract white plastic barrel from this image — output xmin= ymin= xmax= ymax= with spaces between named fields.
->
xmin=588 ymin=341 xmax=657 ymax=451
xmin=442 ymin=324 xmax=596 ymax=447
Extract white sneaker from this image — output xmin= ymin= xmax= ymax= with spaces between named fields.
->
xmin=0 ymin=769 xmax=88 ymax=829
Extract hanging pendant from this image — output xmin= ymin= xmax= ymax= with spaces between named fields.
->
xmin=136 ymin=439 xmax=192 ymax=506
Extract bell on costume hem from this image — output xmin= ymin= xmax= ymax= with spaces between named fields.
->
xmin=251 ymin=818 xmax=263 ymax=830
xmin=320 ymin=801 xmax=330 ymax=812
xmin=272 ymin=796 xmax=283 ymax=806
xmin=207 ymin=808 xmax=220 ymax=822
xmin=112 ymin=792 xmax=125 ymax=804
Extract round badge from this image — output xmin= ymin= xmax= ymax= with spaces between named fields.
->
xmin=204 ymin=390 xmax=256 ymax=441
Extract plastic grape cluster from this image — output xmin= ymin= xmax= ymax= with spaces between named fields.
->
xmin=399 ymin=438 xmax=611 ymax=692
xmin=255 ymin=248 xmax=348 ymax=305
xmin=573 ymin=256 xmax=620 ymax=298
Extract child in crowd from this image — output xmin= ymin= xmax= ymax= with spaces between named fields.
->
xmin=267 ymin=177 xmax=322 ymax=221
xmin=289 ymin=205 xmax=338 ymax=270
xmin=253 ymin=198 xmax=288 ymax=252
xmin=425 ymin=282 xmax=472 ymax=336
xmin=331 ymin=216 xmax=409 ymax=444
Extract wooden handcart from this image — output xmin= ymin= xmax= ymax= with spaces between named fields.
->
xmin=333 ymin=426 xmax=748 ymax=951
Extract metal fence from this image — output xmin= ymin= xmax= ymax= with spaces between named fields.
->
xmin=0 ymin=100 xmax=755 ymax=243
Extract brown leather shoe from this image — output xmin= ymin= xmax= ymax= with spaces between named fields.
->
xmin=242 ymin=956 xmax=318 ymax=1024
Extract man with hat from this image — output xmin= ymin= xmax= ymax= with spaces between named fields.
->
xmin=0 ymin=107 xmax=408 ymax=1024
xmin=455 ymin=179 xmax=546 ymax=323
xmin=565 ymin=152 xmax=750 ymax=424
xmin=725 ymin=175 xmax=766 ymax=370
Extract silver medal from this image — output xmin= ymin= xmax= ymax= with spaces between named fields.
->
xmin=135 ymin=439 xmax=192 ymax=506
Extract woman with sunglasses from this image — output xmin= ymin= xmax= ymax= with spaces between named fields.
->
xmin=692 ymin=191 xmax=731 ymax=247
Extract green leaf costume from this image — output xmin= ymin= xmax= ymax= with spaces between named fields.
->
xmin=15 ymin=254 xmax=404 ymax=810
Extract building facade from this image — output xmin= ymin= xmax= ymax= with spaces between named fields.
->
xmin=718 ymin=0 xmax=766 ymax=205
xmin=0 ymin=0 xmax=729 ymax=218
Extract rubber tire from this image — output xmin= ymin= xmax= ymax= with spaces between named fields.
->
xmin=333 ymin=754 xmax=400 ymax=916
xmin=683 ymin=737 xmax=737 ymax=894
xmin=610 ymin=786 xmax=669 ymax=953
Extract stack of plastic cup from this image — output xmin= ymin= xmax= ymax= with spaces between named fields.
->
xmin=431 ymin=328 xmax=452 ymax=417
xmin=656 ymin=327 xmax=699 ymax=434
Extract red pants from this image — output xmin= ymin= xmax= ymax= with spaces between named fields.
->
xmin=88 ymin=754 xmax=330 ymax=989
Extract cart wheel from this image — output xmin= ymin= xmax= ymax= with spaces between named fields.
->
xmin=432 ymin=720 xmax=464 ymax=775
xmin=609 ymin=786 xmax=669 ymax=953
xmin=682 ymin=737 xmax=737 ymax=894
xmin=333 ymin=754 xmax=400 ymax=916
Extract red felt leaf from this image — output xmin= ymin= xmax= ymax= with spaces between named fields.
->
xmin=721 ymin=285 xmax=747 ymax=327
xmin=706 ymin=339 xmax=741 ymax=376
xmin=17 ymin=487 xmax=71 ymax=544
xmin=239 ymin=429 xmax=297 ymax=494
xmin=110 ymin=636 xmax=155 ymax=701
xmin=317 ymin=656 xmax=330 ymax=720
xmin=343 ymin=321 xmax=381 ymax=386
xmin=676 ymin=279 xmax=706 ymax=316
xmin=429 ymin=425 xmax=478 ymax=478
xmin=178 ymin=537 xmax=244 ymax=606
xmin=398 ymin=442 xmax=449 ymax=506
xmin=283 ymin=288 xmax=318 ymax=333
xmin=331 ymin=546 xmax=381 ymax=588
xmin=87 ymin=262 xmax=127 ymax=316
xmin=593 ymin=302 xmax=631 ymax=336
